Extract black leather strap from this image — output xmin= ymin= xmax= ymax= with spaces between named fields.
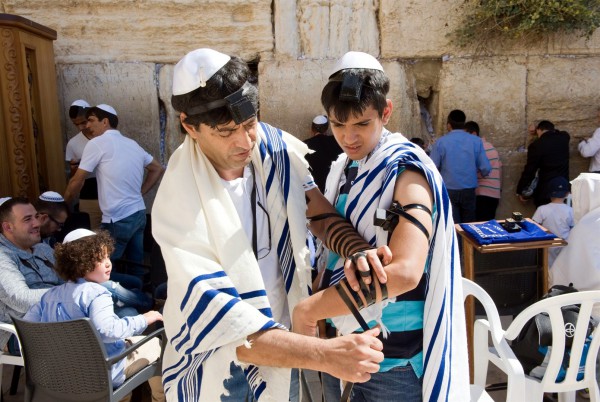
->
xmin=334 ymin=282 xmax=370 ymax=331
xmin=389 ymin=202 xmax=431 ymax=241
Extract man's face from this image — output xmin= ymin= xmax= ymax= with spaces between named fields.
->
xmin=86 ymin=115 xmax=109 ymax=137
xmin=328 ymin=102 xmax=392 ymax=161
xmin=71 ymin=116 xmax=91 ymax=137
xmin=184 ymin=116 xmax=258 ymax=180
xmin=39 ymin=210 xmax=67 ymax=238
xmin=2 ymin=203 xmax=41 ymax=251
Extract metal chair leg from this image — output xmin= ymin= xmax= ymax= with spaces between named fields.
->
xmin=9 ymin=366 xmax=20 ymax=395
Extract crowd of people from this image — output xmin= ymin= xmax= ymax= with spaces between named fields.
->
xmin=1 ymin=48 xmax=599 ymax=402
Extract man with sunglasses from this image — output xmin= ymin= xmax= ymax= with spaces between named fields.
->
xmin=152 ymin=48 xmax=389 ymax=401
xmin=34 ymin=191 xmax=68 ymax=248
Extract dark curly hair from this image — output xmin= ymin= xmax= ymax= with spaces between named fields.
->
xmin=54 ymin=230 xmax=115 ymax=282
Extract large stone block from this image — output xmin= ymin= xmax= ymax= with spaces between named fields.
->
xmin=258 ymin=59 xmax=331 ymax=140
xmin=380 ymin=0 xmax=465 ymax=58
xmin=57 ymin=62 xmax=162 ymax=209
xmin=437 ymin=57 xmax=528 ymax=148
xmin=3 ymin=0 xmax=274 ymax=64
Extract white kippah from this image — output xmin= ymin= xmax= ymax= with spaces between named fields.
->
xmin=330 ymin=51 xmax=384 ymax=78
xmin=172 ymin=48 xmax=231 ymax=96
xmin=96 ymin=104 xmax=117 ymax=116
xmin=71 ymin=99 xmax=90 ymax=108
xmin=312 ymin=115 xmax=328 ymax=125
xmin=63 ymin=228 xmax=96 ymax=244
xmin=39 ymin=191 xmax=64 ymax=203
xmin=0 ymin=197 xmax=11 ymax=206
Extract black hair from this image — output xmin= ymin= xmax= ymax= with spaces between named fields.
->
xmin=537 ymin=120 xmax=555 ymax=132
xmin=85 ymin=107 xmax=119 ymax=129
xmin=34 ymin=199 xmax=69 ymax=218
xmin=0 ymin=197 xmax=31 ymax=233
xmin=410 ymin=137 xmax=425 ymax=148
xmin=69 ymin=105 xmax=89 ymax=119
xmin=464 ymin=121 xmax=480 ymax=136
xmin=321 ymin=69 xmax=390 ymax=123
xmin=171 ymin=56 xmax=259 ymax=130
xmin=447 ymin=109 xmax=466 ymax=130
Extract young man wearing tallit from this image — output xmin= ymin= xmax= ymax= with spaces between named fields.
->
xmin=292 ymin=52 xmax=470 ymax=401
xmin=152 ymin=48 xmax=390 ymax=401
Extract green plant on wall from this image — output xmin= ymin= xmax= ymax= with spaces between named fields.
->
xmin=452 ymin=0 xmax=600 ymax=48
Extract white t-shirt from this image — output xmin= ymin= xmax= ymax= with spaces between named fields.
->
xmin=79 ymin=129 xmax=153 ymax=223
xmin=65 ymin=132 xmax=96 ymax=178
xmin=533 ymin=202 xmax=574 ymax=267
xmin=221 ymin=164 xmax=316 ymax=328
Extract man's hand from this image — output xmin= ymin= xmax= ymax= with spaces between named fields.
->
xmin=322 ymin=328 xmax=384 ymax=383
xmin=344 ymin=246 xmax=391 ymax=292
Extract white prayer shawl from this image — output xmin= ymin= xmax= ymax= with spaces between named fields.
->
xmin=152 ymin=123 xmax=312 ymax=402
xmin=551 ymin=173 xmax=600 ymax=293
xmin=321 ymin=130 xmax=470 ymax=401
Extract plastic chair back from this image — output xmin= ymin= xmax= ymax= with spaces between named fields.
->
xmin=11 ymin=316 xmax=163 ymax=402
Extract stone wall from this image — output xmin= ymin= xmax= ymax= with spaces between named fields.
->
xmin=2 ymin=0 xmax=599 ymax=218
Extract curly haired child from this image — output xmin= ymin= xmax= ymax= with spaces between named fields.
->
xmin=24 ymin=228 xmax=165 ymax=402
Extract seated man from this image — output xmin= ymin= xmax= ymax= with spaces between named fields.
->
xmin=0 ymin=197 xmax=63 ymax=353
xmin=35 ymin=191 xmax=69 ymax=248
xmin=24 ymin=228 xmax=164 ymax=401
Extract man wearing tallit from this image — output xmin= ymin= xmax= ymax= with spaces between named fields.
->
xmin=292 ymin=52 xmax=470 ymax=401
xmin=152 ymin=48 xmax=389 ymax=401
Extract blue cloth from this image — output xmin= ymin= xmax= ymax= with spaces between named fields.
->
xmin=460 ymin=219 xmax=557 ymax=245
xmin=430 ymin=130 xmax=491 ymax=190
xmin=351 ymin=364 xmax=422 ymax=402
xmin=23 ymin=279 xmax=147 ymax=387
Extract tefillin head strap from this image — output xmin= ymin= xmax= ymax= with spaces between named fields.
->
xmin=185 ymin=81 xmax=256 ymax=124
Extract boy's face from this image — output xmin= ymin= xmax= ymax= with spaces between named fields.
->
xmin=84 ymin=248 xmax=112 ymax=284
xmin=328 ymin=101 xmax=392 ymax=161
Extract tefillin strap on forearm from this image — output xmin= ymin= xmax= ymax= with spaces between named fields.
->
xmin=374 ymin=201 xmax=432 ymax=241
xmin=308 ymin=212 xmax=369 ymax=259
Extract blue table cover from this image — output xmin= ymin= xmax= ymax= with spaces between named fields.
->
xmin=459 ymin=219 xmax=557 ymax=245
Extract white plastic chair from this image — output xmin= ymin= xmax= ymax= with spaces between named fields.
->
xmin=463 ymin=278 xmax=526 ymax=402
xmin=470 ymin=281 xmax=600 ymax=402
xmin=0 ymin=322 xmax=24 ymax=399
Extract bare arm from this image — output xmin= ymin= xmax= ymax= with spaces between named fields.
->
xmin=294 ymin=169 xmax=432 ymax=334
xmin=141 ymin=159 xmax=164 ymax=195
xmin=236 ymin=327 xmax=384 ymax=383
xmin=64 ymin=168 xmax=89 ymax=207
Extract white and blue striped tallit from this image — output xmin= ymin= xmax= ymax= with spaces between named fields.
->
xmin=322 ymin=130 xmax=470 ymax=401
xmin=152 ymin=123 xmax=312 ymax=402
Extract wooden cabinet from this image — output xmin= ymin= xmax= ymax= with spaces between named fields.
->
xmin=0 ymin=13 xmax=64 ymax=199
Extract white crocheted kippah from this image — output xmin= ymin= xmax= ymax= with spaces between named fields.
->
xmin=39 ymin=191 xmax=64 ymax=203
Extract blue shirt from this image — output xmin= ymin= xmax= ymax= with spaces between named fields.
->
xmin=430 ymin=130 xmax=491 ymax=190
xmin=23 ymin=279 xmax=147 ymax=387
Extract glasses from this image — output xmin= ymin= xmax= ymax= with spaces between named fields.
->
xmin=47 ymin=214 xmax=65 ymax=230
xmin=214 ymin=118 xmax=258 ymax=138
xmin=256 ymin=200 xmax=271 ymax=260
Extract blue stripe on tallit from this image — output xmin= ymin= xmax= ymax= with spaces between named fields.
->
xmin=260 ymin=123 xmax=297 ymax=293
xmin=181 ymin=296 xmax=240 ymax=354
xmin=180 ymin=270 xmax=229 ymax=309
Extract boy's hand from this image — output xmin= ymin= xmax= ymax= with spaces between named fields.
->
xmin=143 ymin=310 xmax=163 ymax=325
